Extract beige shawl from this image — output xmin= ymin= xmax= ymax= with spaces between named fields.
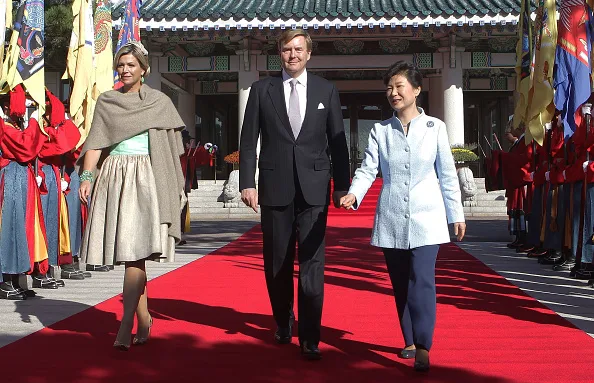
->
xmin=80 ymin=84 xmax=186 ymax=240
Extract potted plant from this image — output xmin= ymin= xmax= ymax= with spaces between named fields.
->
xmin=451 ymin=144 xmax=479 ymax=166
xmin=450 ymin=144 xmax=479 ymax=207
xmin=222 ymin=150 xmax=241 ymax=207
xmin=224 ymin=150 xmax=240 ymax=171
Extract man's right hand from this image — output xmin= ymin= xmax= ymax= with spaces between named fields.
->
xmin=241 ymin=188 xmax=259 ymax=213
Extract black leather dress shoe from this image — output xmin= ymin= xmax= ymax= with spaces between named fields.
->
xmin=506 ymin=240 xmax=520 ymax=249
xmin=0 ymin=281 xmax=27 ymax=300
xmin=400 ymin=348 xmax=416 ymax=359
xmin=301 ymin=341 xmax=321 ymax=360
xmin=274 ymin=326 xmax=292 ymax=344
xmin=539 ymin=252 xmax=562 ymax=265
xmin=86 ymin=264 xmax=110 ymax=272
xmin=553 ymin=259 xmax=576 ymax=271
xmin=517 ymin=244 xmax=535 ymax=253
xmin=31 ymin=274 xmax=58 ymax=289
xmin=527 ymin=248 xmax=547 ymax=258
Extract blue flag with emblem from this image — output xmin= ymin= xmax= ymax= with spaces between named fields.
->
xmin=114 ymin=0 xmax=141 ymax=87
xmin=554 ymin=0 xmax=594 ymax=138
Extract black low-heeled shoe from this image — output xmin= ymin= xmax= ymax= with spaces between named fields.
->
xmin=31 ymin=274 xmax=58 ymax=289
xmin=47 ymin=277 xmax=65 ymax=287
xmin=400 ymin=348 xmax=416 ymax=359
xmin=414 ymin=350 xmax=430 ymax=372
xmin=414 ymin=359 xmax=430 ymax=372
xmin=0 ymin=282 xmax=27 ymax=300
xmin=86 ymin=264 xmax=110 ymax=272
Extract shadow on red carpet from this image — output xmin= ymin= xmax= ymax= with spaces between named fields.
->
xmin=1 ymin=180 xmax=593 ymax=382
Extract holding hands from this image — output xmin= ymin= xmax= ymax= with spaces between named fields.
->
xmin=339 ymin=193 xmax=357 ymax=210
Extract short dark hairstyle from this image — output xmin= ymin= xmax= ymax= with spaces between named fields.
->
xmin=382 ymin=61 xmax=423 ymax=89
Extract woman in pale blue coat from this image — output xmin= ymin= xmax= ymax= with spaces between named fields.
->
xmin=340 ymin=61 xmax=466 ymax=372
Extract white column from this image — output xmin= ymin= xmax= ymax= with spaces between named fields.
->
xmin=439 ymin=47 xmax=465 ymax=146
xmin=177 ymin=92 xmax=196 ymax=137
xmin=145 ymin=55 xmax=162 ymax=91
xmin=237 ymin=51 xmax=260 ymax=141
xmin=428 ymin=75 xmax=444 ymax=121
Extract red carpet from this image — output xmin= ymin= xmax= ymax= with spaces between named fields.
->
xmin=2 ymin=180 xmax=594 ymax=382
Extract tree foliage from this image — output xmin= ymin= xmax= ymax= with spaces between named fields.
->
xmin=45 ymin=4 xmax=73 ymax=72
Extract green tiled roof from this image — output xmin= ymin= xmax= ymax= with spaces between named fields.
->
xmin=114 ymin=0 xmax=524 ymax=21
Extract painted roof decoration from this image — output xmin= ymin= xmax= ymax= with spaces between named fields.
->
xmin=112 ymin=0 xmax=532 ymax=30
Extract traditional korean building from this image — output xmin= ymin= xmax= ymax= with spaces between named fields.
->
xmin=111 ymin=0 xmax=523 ymax=179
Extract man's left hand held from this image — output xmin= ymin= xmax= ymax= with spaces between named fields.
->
xmin=332 ymin=190 xmax=347 ymax=208
xmin=454 ymin=222 xmax=466 ymax=242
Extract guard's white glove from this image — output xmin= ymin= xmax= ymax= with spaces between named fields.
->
xmin=545 ymin=171 xmax=550 ymax=181
xmin=562 ymin=170 xmax=566 ymax=180
xmin=60 ymin=179 xmax=68 ymax=192
xmin=35 ymin=176 xmax=42 ymax=187
xmin=529 ymin=172 xmax=535 ymax=181
xmin=584 ymin=161 xmax=592 ymax=173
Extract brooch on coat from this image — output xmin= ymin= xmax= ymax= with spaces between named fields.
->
xmin=427 ymin=121 xmax=434 ymax=127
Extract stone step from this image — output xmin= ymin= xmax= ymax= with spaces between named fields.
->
xmin=191 ymin=213 xmax=261 ymax=220
xmin=189 ymin=188 xmax=224 ymax=195
xmin=465 ymin=212 xmax=509 ymax=217
xmin=189 ymin=206 xmax=257 ymax=215
xmin=187 ymin=201 xmax=225 ymax=208
xmin=475 ymin=194 xmax=507 ymax=202
xmin=463 ymin=206 xmax=507 ymax=214
xmin=467 ymin=200 xmax=508 ymax=207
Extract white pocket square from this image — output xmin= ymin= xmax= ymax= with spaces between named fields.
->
xmin=317 ymin=103 xmax=325 ymax=109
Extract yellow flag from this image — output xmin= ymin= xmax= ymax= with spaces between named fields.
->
xmin=524 ymin=0 xmax=557 ymax=145
xmin=92 ymin=0 xmax=114 ymax=98
xmin=0 ymin=0 xmax=9 ymax=67
xmin=512 ymin=0 xmax=533 ymax=132
xmin=63 ymin=0 xmax=94 ymax=146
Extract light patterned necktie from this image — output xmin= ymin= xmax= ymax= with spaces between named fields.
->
xmin=288 ymin=78 xmax=301 ymax=139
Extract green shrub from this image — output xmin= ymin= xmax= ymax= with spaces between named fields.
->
xmin=451 ymin=148 xmax=479 ymax=162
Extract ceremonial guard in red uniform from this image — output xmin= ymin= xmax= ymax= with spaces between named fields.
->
xmin=0 ymin=86 xmax=54 ymax=299
xmin=38 ymin=90 xmax=86 ymax=280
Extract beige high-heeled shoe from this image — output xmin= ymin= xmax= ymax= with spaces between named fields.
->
xmin=133 ymin=316 xmax=153 ymax=346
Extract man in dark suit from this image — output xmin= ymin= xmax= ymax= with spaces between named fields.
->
xmin=239 ymin=29 xmax=350 ymax=360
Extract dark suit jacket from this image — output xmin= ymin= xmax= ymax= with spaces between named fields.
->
xmin=239 ymin=72 xmax=350 ymax=206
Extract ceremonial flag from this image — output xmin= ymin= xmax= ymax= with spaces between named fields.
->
xmin=114 ymin=0 xmax=141 ymax=88
xmin=0 ymin=0 xmax=8 ymax=66
xmin=63 ymin=0 xmax=94 ymax=143
xmin=554 ymin=0 xmax=594 ymax=138
xmin=92 ymin=0 xmax=114 ymax=98
xmin=2 ymin=0 xmax=45 ymax=116
xmin=512 ymin=0 xmax=533 ymax=131
xmin=525 ymin=0 xmax=557 ymax=146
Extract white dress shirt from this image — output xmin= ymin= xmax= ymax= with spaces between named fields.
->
xmin=282 ymin=69 xmax=307 ymax=126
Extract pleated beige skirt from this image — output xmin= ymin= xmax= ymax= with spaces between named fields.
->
xmin=80 ymin=154 xmax=175 ymax=266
